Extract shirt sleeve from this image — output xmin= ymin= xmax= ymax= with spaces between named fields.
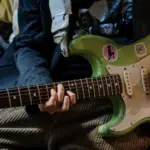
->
xmin=14 ymin=0 xmax=53 ymax=87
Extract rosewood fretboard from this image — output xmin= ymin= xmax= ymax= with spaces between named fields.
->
xmin=0 ymin=74 xmax=122 ymax=108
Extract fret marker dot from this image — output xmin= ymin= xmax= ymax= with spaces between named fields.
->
xmin=100 ymin=85 xmax=102 ymax=88
xmin=115 ymin=83 xmax=118 ymax=86
xmin=33 ymin=93 xmax=37 ymax=97
xmin=108 ymin=84 xmax=110 ymax=87
xmin=13 ymin=96 xmax=16 ymax=99
xmin=90 ymin=86 xmax=92 ymax=90
xmin=71 ymin=83 xmax=74 ymax=87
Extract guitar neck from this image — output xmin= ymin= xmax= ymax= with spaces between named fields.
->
xmin=0 ymin=74 xmax=122 ymax=108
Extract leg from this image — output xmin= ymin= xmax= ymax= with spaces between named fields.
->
xmin=0 ymin=0 xmax=53 ymax=148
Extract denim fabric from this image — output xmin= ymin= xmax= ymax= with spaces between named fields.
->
xmin=0 ymin=0 xmax=52 ymax=114
xmin=0 ymin=0 xmax=92 ymax=114
xmin=14 ymin=0 xmax=91 ymax=86
xmin=14 ymin=0 xmax=53 ymax=87
xmin=0 ymin=0 xmax=134 ymax=112
xmin=0 ymin=41 xmax=19 ymax=89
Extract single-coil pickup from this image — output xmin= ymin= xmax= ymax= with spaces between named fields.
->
xmin=141 ymin=68 xmax=150 ymax=94
xmin=123 ymin=70 xmax=133 ymax=96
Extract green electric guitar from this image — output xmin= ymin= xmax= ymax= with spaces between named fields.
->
xmin=69 ymin=34 xmax=150 ymax=137
xmin=0 ymin=35 xmax=150 ymax=137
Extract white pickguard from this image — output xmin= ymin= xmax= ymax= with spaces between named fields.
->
xmin=107 ymin=55 xmax=150 ymax=132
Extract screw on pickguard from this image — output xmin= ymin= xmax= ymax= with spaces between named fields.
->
xmin=123 ymin=69 xmax=133 ymax=96
xmin=141 ymin=67 xmax=150 ymax=94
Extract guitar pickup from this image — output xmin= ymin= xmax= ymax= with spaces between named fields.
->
xmin=141 ymin=68 xmax=150 ymax=94
xmin=123 ymin=70 xmax=133 ymax=96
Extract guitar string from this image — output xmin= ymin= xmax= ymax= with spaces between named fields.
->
xmin=0 ymin=77 xmax=120 ymax=106
xmin=0 ymin=75 xmax=120 ymax=92
xmin=0 ymin=79 xmax=121 ymax=98
xmin=0 ymin=90 xmax=120 ymax=108
xmin=0 ymin=86 xmax=119 ymax=98
xmin=0 ymin=74 xmax=120 ymax=91
xmin=0 ymin=88 xmax=120 ymax=107
xmin=0 ymin=87 xmax=120 ymax=101
xmin=0 ymin=87 xmax=119 ymax=100
xmin=0 ymin=82 xmax=119 ymax=98
xmin=0 ymin=81 xmax=120 ymax=100
xmin=0 ymin=79 xmax=120 ymax=98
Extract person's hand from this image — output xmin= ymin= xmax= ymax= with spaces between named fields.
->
xmin=39 ymin=84 xmax=76 ymax=114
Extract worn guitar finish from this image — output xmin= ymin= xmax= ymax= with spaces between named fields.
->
xmin=69 ymin=35 xmax=150 ymax=137
xmin=1 ymin=35 xmax=150 ymax=138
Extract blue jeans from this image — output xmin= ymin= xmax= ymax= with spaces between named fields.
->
xmin=0 ymin=0 xmax=91 ymax=113
xmin=0 ymin=0 xmax=133 ymax=90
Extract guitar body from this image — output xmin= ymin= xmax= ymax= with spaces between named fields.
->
xmin=69 ymin=35 xmax=150 ymax=137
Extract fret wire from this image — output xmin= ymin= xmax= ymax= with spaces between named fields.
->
xmin=0 ymin=95 xmax=81 ymax=106
xmin=0 ymin=76 xmax=122 ymax=98
xmin=105 ymin=77 xmax=109 ymax=95
xmin=0 ymin=76 xmax=120 ymax=108
xmin=37 ymin=85 xmax=42 ymax=104
xmin=1 ymin=78 xmax=118 ymax=93
xmin=105 ymin=77 xmax=110 ymax=96
xmin=4 ymin=85 xmax=104 ymax=94
xmin=110 ymin=76 xmax=116 ymax=91
xmin=0 ymin=85 xmax=115 ymax=98
xmin=115 ymin=75 xmax=120 ymax=94
xmin=49 ymin=81 xmax=118 ymax=92
xmin=0 ymin=90 xmax=119 ymax=102
xmin=53 ymin=83 xmax=56 ymax=89
xmin=0 ymin=75 xmax=120 ymax=91
xmin=0 ymin=89 xmax=120 ymax=106
xmin=74 ymin=79 xmax=79 ymax=99
xmin=0 ymin=89 xmax=114 ymax=105
xmin=0 ymin=82 xmax=116 ymax=96
xmin=85 ymin=78 xmax=90 ymax=98
xmin=80 ymin=79 xmax=85 ymax=99
xmin=3 ymin=84 xmax=107 ymax=94
xmin=110 ymin=80 xmax=116 ymax=93
xmin=68 ymin=81 xmax=71 ymax=91
xmin=7 ymin=89 xmax=11 ymax=108
xmin=112 ymin=75 xmax=117 ymax=95
xmin=109 ymin=76 xmax=113 ymax=95
xmin=16 ymin=91 xmax=97 ymax=97
xmin=100 ymin=77 xmax=105 ymax=96
xmin=45 ymin=84 xmax=49 ymax=100
xmin=95 ymin=78 xmax=100 ymax=97
xmin=28 ymin=86 xmax=32 ymax=105
xmin=91 ymin=78 xmax=96 ymax=98
xmin=18 ymin=88 xmax=22 ymax=106
xmin=116 ymin=75 xmax=120 ymax=94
